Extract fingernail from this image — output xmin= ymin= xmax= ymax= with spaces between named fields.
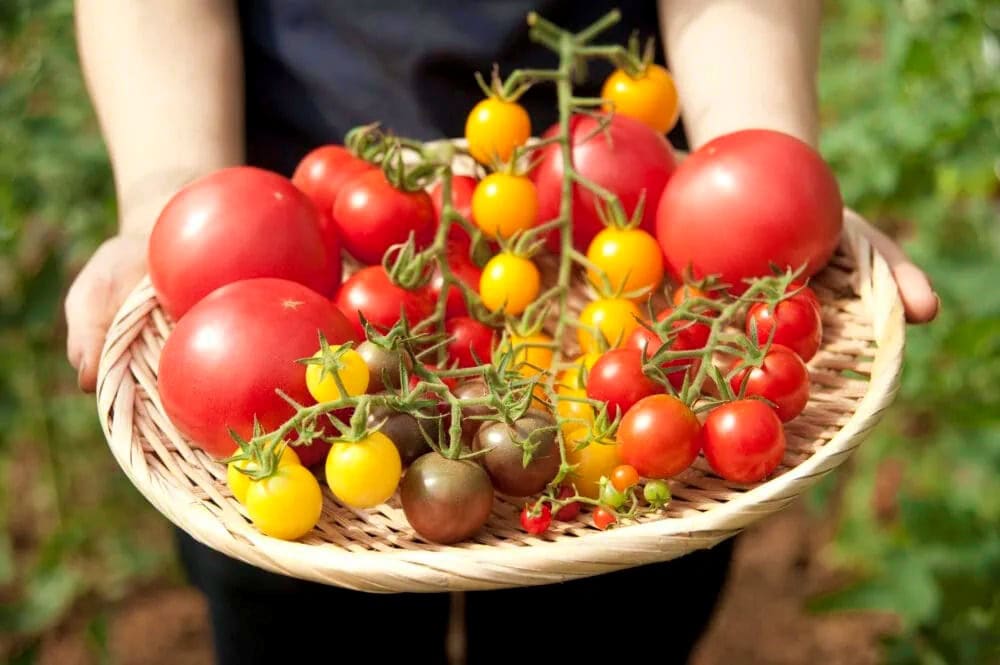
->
xmin=77 ymin=359 xmax=88 ymax=389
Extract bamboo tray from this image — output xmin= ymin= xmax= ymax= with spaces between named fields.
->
xmin=96 ymin=209 xmax=904 ymax=593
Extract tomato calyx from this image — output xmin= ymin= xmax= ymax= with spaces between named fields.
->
xmin=221 ymin=419 xmax=289 ymax=482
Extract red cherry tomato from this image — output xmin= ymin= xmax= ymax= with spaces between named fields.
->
xmin=746 ymin=287 xmax=823 ymax=361
xmin=335 ymin=266 xmax=433 ymax=338
xmin=616 ymin=394 xmax=702 ymax=479
xmin=610 ymin=464 xmax=640 ymax=492
xmin=593 ymin=506 xmax=617 ymax=530
xmin=657 ymin=130 xmax=843 ymax=291
xmin=730 ymin=344 xmax=810 ymax=422
xmin=429 ymin=248 xmax=483 ymax=318
xmin=554 ymin=485 xmax=582 ymax=521
xmin=446 ymin=317 xmax=497 ymax=368
xmin=520 ymin=502 xmax=553 ymax=535
xmin=624 ymin=309 xmax=711 ymax=391
xmin=291 ymin=145 xmax=375 ymax=255
xmin=333 ymin=170 xmax=436 ymax=265
xmin=158 ymin=278 xmax=356 ymax=458
xmin=586 ymin=348 xmax=663 ymax=418
xmin=429 ymin=175 xmax=477 ymax=248
xmin=703 ymin=399 xmax=787 ymax=483
xmin=149 ymin=167 xmax=339 ymax=320
xmin=533 ymin=114 xmax=677 ymax=251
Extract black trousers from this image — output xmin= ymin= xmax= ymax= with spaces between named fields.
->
xmin=177 ymin=529 xmax=733 ymax=664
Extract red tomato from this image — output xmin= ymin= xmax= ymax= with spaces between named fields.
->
xmin=656 ymin=130 xmax=843 ymax=292
xmin=616 ymin=394 xmax=702 ymax=479
xmin=746 ymin=287 xmax=823 ymax=361
xmin=291 ymin=145 xmax=375 ymax=255
xmin=333 ymin=170 xmax=436 ymax=265
xmin=428 ymin=249 xmax=483 ymax=318
xmin=149 ymin=167 xmax=339 ymax=320
xmin=533 ymin=114 xmax=676 ymax=251
xmin=592 ymin=506 xmax=617 ymax=530
xmin=520 ymin=502 xmax=553 ymax=535
xmin=729 ymin=344 xmax=810 ymax=422
xmin=586 ymin=348 xmax=663 ymax=417
xmin=624 ymin=309 xmax=710 ymax=391
xmin=703 ymin=399 xmax=786 ymax=483
xmin=429 ymin=175 xmax=477 ymax=248
xmin=335 ymin=266 xmax=433 ymax=338
xmin=554 ymin=485 xmax=581 ymax=521
xmin=446 ymin=317 xmax=497 ymax=368
xmin=610 ymin=464 xmax=640 ymax=492
xmin=158 ymin=278 xmax=356 ymax=458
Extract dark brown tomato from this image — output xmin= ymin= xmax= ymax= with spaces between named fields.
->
xmin=473 ymin=410 xmax=559 ymax=497
xmin=357 ymin=340 xmax=411 ymax=392
xmin=452 ymin=380 xmax=496 ymax=443
xmin=368 ymin=406 xmax=437 ymax=467
xmin=401 ymin=453 xmax=495 ymax=544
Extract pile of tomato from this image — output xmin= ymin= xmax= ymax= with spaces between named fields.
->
xmin=148 ymin=21 xmax=843 ymax=545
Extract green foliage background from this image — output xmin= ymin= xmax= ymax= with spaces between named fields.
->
xmin=0 ymin=1 xmax=997 ymax=662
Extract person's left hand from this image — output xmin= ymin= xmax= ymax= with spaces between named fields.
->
xmin=853 ymin=218 xmax=939 ymax=324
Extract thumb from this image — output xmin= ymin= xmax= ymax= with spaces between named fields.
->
xmin=65 ymin=276 xmax=116 ymax=393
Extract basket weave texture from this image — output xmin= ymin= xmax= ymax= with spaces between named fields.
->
xmin=97 ymin=210 xmax=904 ymax=593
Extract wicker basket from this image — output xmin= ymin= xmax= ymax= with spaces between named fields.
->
xmin=96 ymin=209 xmax=904 ymax=593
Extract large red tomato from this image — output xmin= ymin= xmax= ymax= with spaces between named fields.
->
xmin=291 ymin=145 xmax=375 ymax=255
xmin=335 ymin=266 xmax=433 ymax=338
xmin=158 ymin=278 xmax=356 ymax=459
xmin=532 ymin=114 xmax=676 ymax=251
xmin=656 ymin=130 xmax=843 ymax=291
xmin=149 ymin=167 xmax=340 ymax=320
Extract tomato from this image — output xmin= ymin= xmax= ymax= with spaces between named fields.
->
xmin=291 ymin=145 xmax=375 ymax=254
xmin=357 ymin=340 xmax=411 ymax=393
xmin=332 ymin=170 xmax=436 ymax=265
xmin=556 ymin=387 xmax=595 ymax=437
xmin=401 ymin=452 xmax=495 ymax=544
xmin=428 ymin=174 xmax=477 ymax=248
xmin=474 ymin=411 xmax=560 ymax=497
xmin=593 ymin=506 xmax=617 ymax=530
xmin=672 ymin=284 xmax=722 ymax=313
xmin=643 ymin=479 xmax=671 ymax=507
xmin=730 ymin=344 xmax=810 ymax=422
xmin=446 ymin=317 xmax=497 ymax=368
xmin=227 ymin=445 xmax=301 ymax=505
xmin=554 ymin=485 xmax=582 ymax=521
xmin=601 ymin=64 xmax=680 ymax=134
xmin=325 ymin=431 xmax=402 ymax=508
xmin=479 ymin=253 xmax=541 ymax=315
xmin=452 ymin=380 xmax=495 ymax=443
xmin=565 ymin=428 xmax=621 ymax=499
xmin=149 ymin=167 xmax=339 ymax=320
xmin=507 ymin=333 xmax=555 ymax=380
xmin=624 ymin=309 xmax=711 ymax=391
xmin=305 ymin=345 xmax=370 ymax=402
xmin=244 ymin=464 xmax=323 ymax=541
xmin=586 ymin=226 xmax=664 ymax=297
xmin=746 ymin=288 xmax=823 ymax=361
xmin=703 ymin=399 xmax=786 ymax=483
xmin=465 ymin=97 xmax=531 ymax=165
xmin=558 ymin=352 xmax=602 ymax=391
xmin=578 ymin=297 xmax=643 ymax=353
xmin=585 ymin=348 xmax=662 ymax=418
xmin=429 ymin=247 xmax=483 ymax=319
xmin=533 ymin=114 xmax=677 ymax=251
xmin=335 ymin=266 xmax=433 ymax=338
xmin=158 ymin=278 xmax=356 ymax=458
xmin=616 ymin=394 xmax=702 ymax=479
xmin=656 ymin=129 xmax=843 ymax=291
xmin=471 ymin=173 xmax=538 ymax=240
xmin=368 ymin=406 xmax=436 ymax=466
xmin=520 ymin=502 xmax=553 ymax=535
xmin=600 ymin=483 xmax=627 ymax=509
xmin=610 ymin=464 xmax=640 ymax=492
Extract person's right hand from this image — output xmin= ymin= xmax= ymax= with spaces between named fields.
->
xmin=65 ymin=234 xmax=148 ymax=392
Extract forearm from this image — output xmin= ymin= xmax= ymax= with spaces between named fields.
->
xmin=75 ymin=0 xmax=245 ymax=236
xmin=660 ymin=0 xmax=822 ymax=148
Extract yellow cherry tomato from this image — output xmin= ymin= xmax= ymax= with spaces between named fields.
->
xmin=305 ymin=346 xmax=370 ymax=403
xmin=557 ymin=352 xmax=602 ymax=390
xmin=556 ymin=387 xmax=595 ymax=437
xmin=565 ymin=428 xmax=622 ymax=499
xmin=507 ymin=333 xmax=555 ymax=379
xmin=586 ymin=227 xmax=664 ymax=298
xmin=479 ymin=253 xmax=541 ymax=315
xmin=245 ymin=464 xmax=323 ymax=540
xmin=577 ymin=297 xmax=644 ymax=353
xmin=601 ymin=64 xmax=680 ymax=134
xmin=227 ymin=445 xmax=301 ymax=505
xmin=465 ymin=97 xmax=532 ymax=165
xmin=325 ymin=432 xmax=402 ymax=509
xmin=471 ymin=173 xmax=538 ymax=240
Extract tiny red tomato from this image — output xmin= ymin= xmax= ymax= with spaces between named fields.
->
xmin=703 ymin=399 xmax=786 ymax=483
xmin=593 ymin=506 xmax=617 ymax=530
xmin=554 ymin=485 xmax=582 ymax=521
xmin=746 ymin=286 xmax=823 ymax=361
xmin=585 ymin=348 xmax=663 ymax=418
xmin=730 ymin=344 xmax=810 ymax=422
xmin=520 ymin=502 xmax=553 ymax=535
xmin=446 ymin=317 xmax=497 ymax=368
xmin=610 ymin=464 xmax=640 ymax=492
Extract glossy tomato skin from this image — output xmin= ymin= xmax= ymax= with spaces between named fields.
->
xmin=473 ymin=411 xmax=560 ymax=497
xmin=617 ymin=394 xmax=702 ymax=478
xmin=158 ymin=278 xmax=356 ymax=458
xmin=586 ymin=348 xmax=663 ymax=417
xmin=624 ymin=309 xmax=711 ymax=391
xmin=291 ymin=145 xmax=374 ymax=255
xmin=401 ymin=453 xmax=495 ymax=544
xmin=335 ymin=266 xmax=433 ymax=338
xmin=746 ymin=290 xmax=823 ymax=361
xmin=149 ymin=167 xmax=339 ymax=320
xmin=730 ymin=344 xmax=810 ymax=422
xmin=428 ymin=175 xmax=477 ymax=248
xmin=533 ymin=114 xmax=676 ymax=251
xmin=332 ymin=170 xmax=436 ymax=265
xmin=656 ymin=130 xmax=843 ymax=291
xmin=446 ymin=317 xmax=497 ymax=368
xmin=703 ymin=399 xmax=786 ymax=483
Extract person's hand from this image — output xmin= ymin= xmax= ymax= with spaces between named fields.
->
xmin=851 ymin=217 xmax=939 ymax=324
xmin=65 ymin=234 xmax=148 ymax=392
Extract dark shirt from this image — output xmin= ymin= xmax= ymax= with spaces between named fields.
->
xmin=238 ymin=0 xmax=685 ymax=175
